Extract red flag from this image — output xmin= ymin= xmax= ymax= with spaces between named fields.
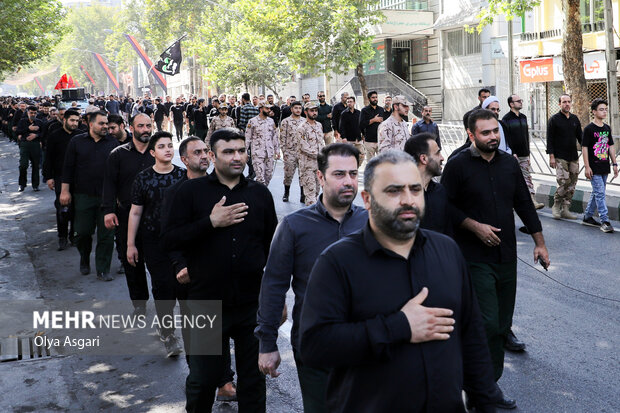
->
xmin=54 ymin=73 xmax=69 ymax=90
xmin=67 ymin=75 xmax=76 ymax=88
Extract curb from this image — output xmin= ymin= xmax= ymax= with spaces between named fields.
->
xmin=532 ymin=175 xmax=620 ymax=221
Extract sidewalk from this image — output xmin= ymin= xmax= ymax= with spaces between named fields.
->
xmin=532 ymin=174 xmax=620 ymax=221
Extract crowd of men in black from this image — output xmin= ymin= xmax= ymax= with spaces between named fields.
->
xmin=0 ymin=87 xmax=558 ymax=413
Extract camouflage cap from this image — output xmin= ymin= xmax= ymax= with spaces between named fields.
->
xmin=304 ymin=101 xmax=318 ymax=110
xmin=257 ymin=100 xmax=273 ymax=108
xmin=218 ymin=103 xmax=229 ymax=109
xmin=392 ymin=95 xmax=413 ymax=107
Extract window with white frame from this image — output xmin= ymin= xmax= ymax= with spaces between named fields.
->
xmin=443 ymin=28 xmax=480 ymax=57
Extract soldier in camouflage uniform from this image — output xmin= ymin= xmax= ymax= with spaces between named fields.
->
xmin=206 ymin=103 xmax=236 ymax=150
xmin=245 ymin=100 xmax=280 ymax=186
xmin=297 ymin=102 xmax=325 ymax=206
xmin=279 ymin=101 xmax=305 ymax=202
xmin=378 ymin=95 xmax=413 ymax=153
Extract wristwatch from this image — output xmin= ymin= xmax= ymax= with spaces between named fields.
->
xmin=613 ymin=163 xmax=618 ymax=167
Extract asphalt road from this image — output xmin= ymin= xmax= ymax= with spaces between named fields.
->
xmin=0 ymin=136 xmax=618 ymax=412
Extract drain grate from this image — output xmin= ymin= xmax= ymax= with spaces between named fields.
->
xmin=0 ymin=335 xmax=52 ymax=362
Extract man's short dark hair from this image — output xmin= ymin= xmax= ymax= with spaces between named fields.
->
xmin=478 ymin=88 xmax=491 ymax=97
xmin=367 ymin=90 xmax=378 ymax=99
xmin=317 ymin=143 xmax=361 ymax=175
xmin=179 ymin=136 xmax=202 ymax=157
xmin=87 ymin=110 xmax=107 ymax=124
xmin=590 ymin=98 xmax=607 ymax=111
xmin=303 ymin=93 xmax=310 ymax=97
xmin=130 ymin=112 xmax=151 ymax=127
xmin=467 ymin=109 xmax=496 ymax=133
xmin=241 ymin=93 xmax=250 ymax=102
xmin=197 ymin=98 xmax=205 ymax=105
xmin=148 ymin=131 xmax=173 ymax=152
xmin=364 ymin=150 xmax=416 ymax=192
xmin=108 ymin=114 xmax=124 ymax=126
xmin=507 ymin=94 xmax=516 ymax=105
xmin=267 ymin=94 xmax=273 ymax=98
xmin=27 ymin=105 xmax=38 ymax=112
xmin=64 ymin=109 xmax=81 ymax=120
xmin=291 ymin=101 xmax=302 ymax=108
xmin=559 ymin=94 xmax=571 ymax=103
xmin=347 ymin=96 xmax=356 ymax=102
xmin=210 ymin=127 xmax=244 ymax=153
xmin=404 ymin=133 xmax=437 ymax=162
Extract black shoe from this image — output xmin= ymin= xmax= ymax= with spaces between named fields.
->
xmin=494 ymin=384 xmax=517 ymax=409
xmin=282 ymin=185 xmax=290 ymax=202
xmin=117 ymin=265 xmax=125 ymax=274
xmin=58 ymin=237 xmax=68 ymax=251
xmin=582 ymin=216 xmax=601 ymax=227
xmin=79 ymin=257 xmax=90 ymax=275
xmin=18 ymin=186 xmax=25 ymax=192
xmin=163 ymin=334 xmax=183 ymax=358
xmin=96 ymin=272 xmax=114 ymax=282
xmin=504 ymin=329 xmax=526 ymax=352
xmin=32 ymin=187 xmax=40 ymax=192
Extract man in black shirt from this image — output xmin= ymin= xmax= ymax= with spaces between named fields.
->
xmin=339 ymin=96 xmax=364 ymax=161
xmin=153 ymin=98 xmax=167 ymax=132
xmin=300 ymin=150 xmax=500 ymax=413
xmin=103 ymin=113 xmax=155 ymax=312
xmin=16 ymin=106 xmax=45 ymax=191
xmin=316 ymin=91 xmax=333 ymax=145
xmin=162 ymin=128 xmax=277 ymax=412
xmin=404 ymin=133 xmax=451 ymax=236
xmin=186 ymin=96 xmax=197 ymax=136
xmin=193 ymin=99 xmax=208 ymax=142
xmin=503 ymin=94 xmax=544 ymax=210
xmin=107 ymin=114 xmax=130 ymax=144
xmin=359 ymin=90 xmax=384 ymax=160
xmin=331 ymin=92 xmax=348 ymax=139
xmin=279 ymin=95 xmax=296 ymax=122
xmin=441 ymin=109 xmax=550 ymax=409
xmin=164 ymin=95 xmax=173 ymax=132
xmin=170 ymin=98 xmax=186 ymax=142
xmin=382 ymin=95 xmax=393 ymax=120
xmin=61 ymin=111 xmax=118 ymax=281
xmin=43 ymin=109 xmax=81 ymax=250
xmin=546 ymin=94 xmax=582 ymax=219
xmin=266 ymin=94 xmax=281 ymax=127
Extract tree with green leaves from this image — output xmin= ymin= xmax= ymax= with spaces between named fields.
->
xmin=0 ymin=0 xmax=68 ymax=81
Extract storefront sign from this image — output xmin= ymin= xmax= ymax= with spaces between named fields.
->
xmin=363 ymin=41 xmax=387 ymax=75
xmin=519 ymin=52 xmax=607 ymax=83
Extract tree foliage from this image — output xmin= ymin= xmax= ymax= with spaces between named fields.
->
xmin=466 ymin=0 xmax=541 ymax=33
xmin=0 ymin=0 xmax=68 ymax=81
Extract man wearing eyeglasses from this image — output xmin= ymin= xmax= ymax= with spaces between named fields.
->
xmin=503 ymin=95 xmax=544 ymax=211
xmin=481 ymin=96 xmax=512 ymax=155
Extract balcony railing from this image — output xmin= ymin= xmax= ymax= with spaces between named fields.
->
xmin=379 ymin=0 xmax=428 ymax=10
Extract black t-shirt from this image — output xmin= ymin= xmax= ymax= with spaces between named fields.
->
xmin=582 ymin=122 xmax=614 ymax=175
xmin=131 ymin=165 xmax=186 ymax=235
xmin=170 ymin=105 xmax=185 ymax=123
xmin=154 ymin=103 xmax=166 ymax=121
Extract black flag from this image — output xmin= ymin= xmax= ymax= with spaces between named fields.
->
xmin=154 ymin=36 xmax=185 ymax=76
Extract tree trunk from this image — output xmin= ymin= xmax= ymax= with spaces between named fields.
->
xmin=562 ymin=0 xmax=589 ymax=127
xmin=356 ymin=63 xmax=369 ymax=106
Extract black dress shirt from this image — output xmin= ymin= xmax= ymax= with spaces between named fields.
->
xmin=161 ymin=172 xmax=278 ymax=305
xmin=16 ymin=117 xmax=45 ymax=141
xmin=441 ymin=145 xmax=542 ymax=264
xmin=269 ymin=104 xmax=281 ymax=127
xmin=62 ymin=133 xmax=118 ymax=197
xmin=546 ymin=111 xmax=582 ymax=161
xmin=331 ymin=102 xmax=346 ymax=133
xmin=255 ymin=197 xmax=368 ymax=353
xmin=43 ymin=127 xmax=77 ymax=181
xmin=193 ymin=108 xmax=208 ymax=129
xmin=102 ymin=140 xmax=155 ymax=214
xmin=420 ymin=180 xmax=452 ymax=236
xmin=359 ymin=104 xmax=385 ymax=143
xmin=339 ymin=108 xmax=361 ymax=142
xmin=160 ymin=174 xmax=189 ymax=274
xmin=299 ymin=225 xmax=500 ymax=413
xmin=280 ymin=105 xmax=291 ymax=122
xmin=502 ymin=111 xmax=529 ymax=157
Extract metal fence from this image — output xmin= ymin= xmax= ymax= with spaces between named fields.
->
xmin=435 ymin=124 xmax=620 ymax=187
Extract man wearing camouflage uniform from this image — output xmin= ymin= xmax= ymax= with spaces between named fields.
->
xmin=297 ymin=102 xmax=325 ymax=206
xmin=206 ymin=103 xmax=236 ymax=149
xmin=279 ymin=101 xmax=305 ymax=202
xmin=245 ymin=100 xmax=280 ymax=186
xmin=378 ymin=95 xmax=413 ymax=153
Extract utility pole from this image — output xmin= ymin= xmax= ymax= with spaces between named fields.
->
xmin=604 ymin=0 xmax=620 ymax=146
xmin=507 ymin=5 xmax=514 ymax=94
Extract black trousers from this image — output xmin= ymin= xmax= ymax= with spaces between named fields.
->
xmin=186 ymin=304 xmax=265 ymax=412
xmin=156 ymin=119 xmax=164 ymax=132
xmin=19 ymin=141 xmax=40 ymax=188
xmin=143 ymin=238 xmax=177 ymax=338
xmin=116 ymin=206 xmax=149 ymax=309
xmin=53 ymin=177 xmax=74 ymax=239
xmin=174 ymin=122 xmax=184 ymax=142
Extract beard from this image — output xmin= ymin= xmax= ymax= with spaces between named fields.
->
xmin=325 ymin=185 xmax=356 ymax=208
xmin=370 ymin=196 xmax=422 ymax=240
xmin=474 ymin=138 xmax=498 ymax=153
xmin=136 ymin=132 xmax=151 ymax=143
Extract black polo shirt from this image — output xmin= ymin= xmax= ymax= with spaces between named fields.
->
xmin=441 ymin=145 xmax=542 ymax=264
xmin=102 ymin=139 xmax=155 ymax=214
xmin=43 ymin=127 xmax=78 ymax=181
xmin=62 ymin=133 xmax=118 ymax=197
xmin=299 ymin=225 xmax=499 ymax=412
xmin=339 ymin=108 xmax=361 ymax=142
xmin=359 ymin=104 xmax=385 ymax=143
xmin=546 ymin=111 xmax=582 ymax=161
xmin=162 ymin=171 xmax=278 ymax=305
